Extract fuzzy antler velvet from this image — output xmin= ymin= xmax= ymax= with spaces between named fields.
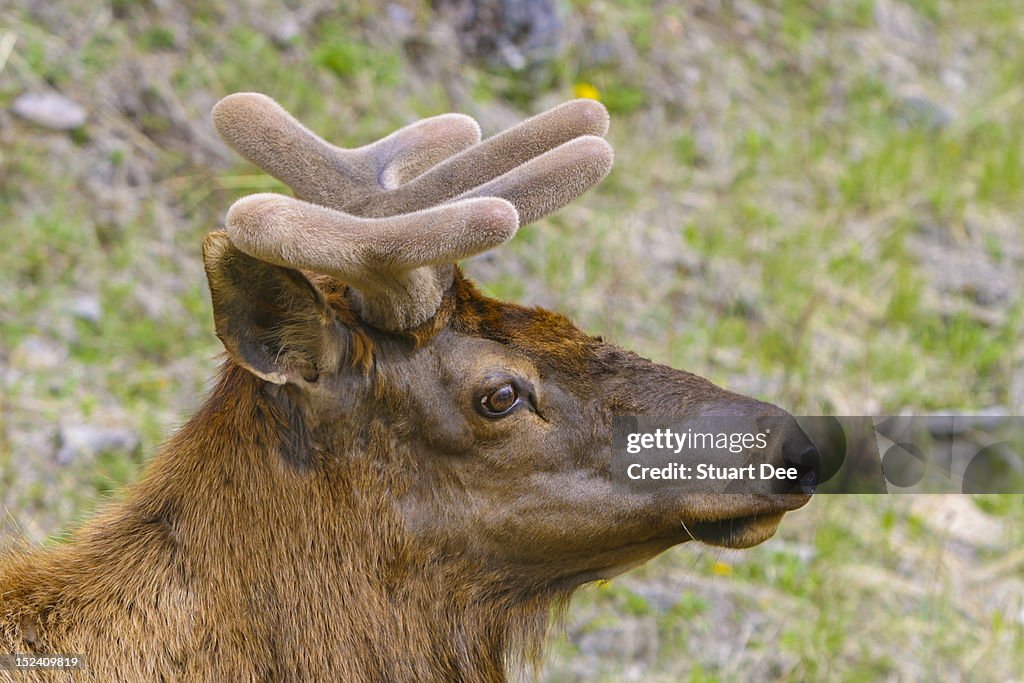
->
xmin=212 ymin=93 xmax=614 ymax=331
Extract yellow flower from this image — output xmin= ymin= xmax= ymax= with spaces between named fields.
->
xmin=573 ymin=82 xmax=600 ymax=101
xmin=712 ymin=561 xmax=733 ymax=577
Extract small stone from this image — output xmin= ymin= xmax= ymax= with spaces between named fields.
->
xmin=907 ymin=496 xmax=1005 ymax=547
xmin=386 ymin=3 xmax=414 ymax=35
xmin=69 ymin=295 xmax=103 ymax=324
xmin=897 ymin=95 xmax=954 ymax=129
xmin=874 ymin=0 xmax=931 ymax=45
xmin=496 ymin=38 xmax=527 ymax=71
xmin=11 ymin=335 xmax=66 ymax=371
xmin=270 ymin=17 xmax=301 ymax=47
xmin=12 ymin=92 xmax=88 ymax=131
xmin=734 ymin=0 xmax=765 ymax=26
xmin=56 ymin=424 xmax=140 ymax=465
xmin=941 ymin=68 xmax=967 ymax=93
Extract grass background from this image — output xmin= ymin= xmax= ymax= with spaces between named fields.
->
xmin=1 ymin=0 xmax=1022 ymax=680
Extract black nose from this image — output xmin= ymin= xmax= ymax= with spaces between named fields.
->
xmin=782 ymin=437 xmax=821 ymax=495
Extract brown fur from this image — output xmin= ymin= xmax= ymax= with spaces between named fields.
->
xmin=0 ymin=240 xmax=813 ymax=682
xmin=1 ymin=363 xmax=553 ymax=682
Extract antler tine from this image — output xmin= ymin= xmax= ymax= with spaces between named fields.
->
xmin=450 ymin=135 xmax=613 ymax=225
xmin=226 ymin=193 xmax=519 ymax=331
xmin=213 ymin=94 xmax=610 ymax=223
xmin=213 ymin=93 xmax=483 ymax=211
xmin=354 ymin=99 xmax=610 ymax=219
xmin=365 ymin=113 xmax=482 ymax=191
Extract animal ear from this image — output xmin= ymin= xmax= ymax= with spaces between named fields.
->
xmin=203 ymin=231 xmax=337 ymax=385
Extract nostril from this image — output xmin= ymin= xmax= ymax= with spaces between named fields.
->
xmin=783 ymin=443 xmax=821 ymax=495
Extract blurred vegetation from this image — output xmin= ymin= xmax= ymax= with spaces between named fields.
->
xmin=1 ymin=0 xmax=1022 ymax=680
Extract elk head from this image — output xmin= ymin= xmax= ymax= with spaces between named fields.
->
xmin=206 ymin=93 xmax=817 ymax=598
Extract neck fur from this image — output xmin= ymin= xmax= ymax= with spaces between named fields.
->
xmin=0 ymin=365 xmax=557 ymax=682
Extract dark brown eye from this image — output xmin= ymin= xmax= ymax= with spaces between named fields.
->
xmin=479 ymin=383 xmax=520 ymax=417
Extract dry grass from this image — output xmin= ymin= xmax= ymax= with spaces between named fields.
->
xmin=1 ymin=1 xmax=1022 ymax=680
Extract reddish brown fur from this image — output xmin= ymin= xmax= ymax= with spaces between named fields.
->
xmin=0 ymin=245 xmax=813 ymax=682
xmin=1 ymin=362 xmax=548 ymax=681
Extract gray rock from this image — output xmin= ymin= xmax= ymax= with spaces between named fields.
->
xmin=941 ymin=68 xmax=967 ymax=93
xmin=69 ymin=295 xmax=103 ymax=324
xmin=897 ymin=95 xmax=955 ymax=129
xmin=11 ymin=335 xmax=66 ymax=371
xmin=734 ymin=0 xmax=765 ymax=26
xmin=907 ymin=496 xmax=1005 ymax=547
xmin=445 ymin=0 xmax=563 ymax=67
xmin=270 ymin=17 xmax=301 ymax=47
xmin=12 ymin=92 xmax=88 ymax=131
xmin=911 ymin=232 xmax=1014 ymax=308
xmin=56 ymin=424 xmax=140 ymax=465
xmin=874 ymin=0 xmax=931 ymax=45
xmin=386 ymin=3 xmax=415 ymax=36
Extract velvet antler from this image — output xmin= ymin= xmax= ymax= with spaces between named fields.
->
xmin=212 ymin=93 xmax=614 ymax=331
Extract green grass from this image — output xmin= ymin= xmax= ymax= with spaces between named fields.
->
xmin=1 ymin=0 xmax=1022 ymax=680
